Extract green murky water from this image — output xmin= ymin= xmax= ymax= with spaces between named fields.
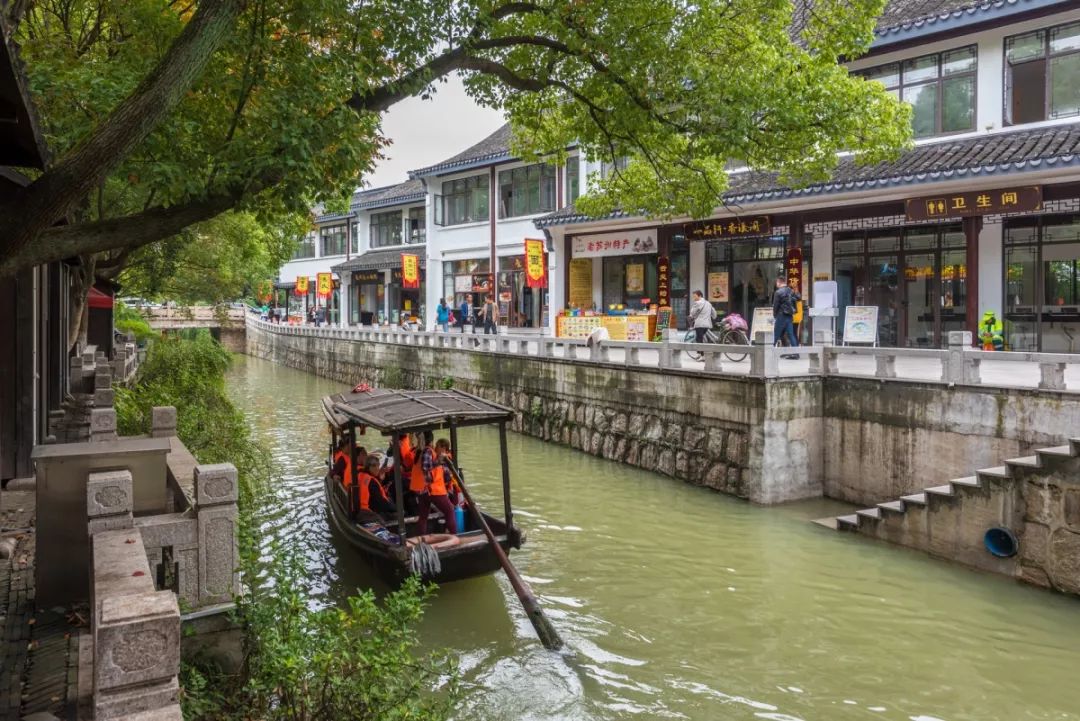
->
xmin=227 ymin=355 xmax=1080 ymax=721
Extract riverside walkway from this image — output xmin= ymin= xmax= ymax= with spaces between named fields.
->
xmin=252 ymin=317 xmax=1080 ymax=393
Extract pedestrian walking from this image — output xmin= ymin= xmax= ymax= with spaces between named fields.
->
xmin=436 ymin=298 xmax=451 ymax=333
xmin=688 ymin=290 xmax=716 ymax=343
xmin=772 ymin=275 xmax=800 ymax=356
xmin=481 ymin=294 xmax=499 ymax=335
xmin=458 ymin=294 xmax=472 ymax=333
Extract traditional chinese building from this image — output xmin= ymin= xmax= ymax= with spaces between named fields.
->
xmin=536 ymin=0 xmax=1080 ymax=350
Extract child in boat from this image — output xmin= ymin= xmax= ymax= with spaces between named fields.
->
xmin=413 ymin=435 xmax=458 ymax=536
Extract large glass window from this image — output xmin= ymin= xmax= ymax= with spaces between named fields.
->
xmin=1005 ymin=215 xmax=1080 ymax=352
xmin=567 ymin=156 xmax=580 ymax=204
xmin=350 ymin=221 xmax=360 ymax=254
xmin=407 ymin=207 xmax=425 ymax=244
xmin=437 ymin=175 xmax=489 ymax=226
xmin=320 ymin=225 xmax=347 ymax=257
xmin=1006 ymin=22 xmax=1080 ymax=124
xmin=292 ymin=231 xmax=316 ymax=259
xmin=370 ymin=211 xmax=403 ymax=248
xmin=498 ymin=164 xmax=556 ymax=218
xmin=856 ymin=46 xmax=976 ymax=137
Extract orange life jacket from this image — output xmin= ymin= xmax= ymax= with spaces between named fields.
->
xmin=429 ymin=465 xmax=448 ymax=497
xmin=357 ymin=471 xmax=389 ymax=511
xmin=333 ymin=449 xmax=353 ymax=488
xmin=399 ymin=435 xmax=414 ymax=472
xmin=409 ymin=446 xmax=435 ymax=493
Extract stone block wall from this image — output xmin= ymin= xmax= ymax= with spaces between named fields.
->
xmin=246 ymin=323 xmax=826 ymax=503
xmin=1019 ymin=455 xmax=1080 ymax=595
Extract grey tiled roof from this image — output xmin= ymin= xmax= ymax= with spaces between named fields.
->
xmin=351 ymin=178 xmax=425 ymax=209
xmin=535 ymin=123 xmax=1080 ymax=228
xmin=331 ymin=245 xmax=427 ymax=273
xmin=409 ymin=124 xmax=513 ymax=178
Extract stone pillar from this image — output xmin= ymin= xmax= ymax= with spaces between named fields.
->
xmin=150 ymin=407 xmax=177 ymax=438
xmin=195 ymin=464 xmax=240 ymax=606
xmin=90 ymin=408 xmax=119 ymax=442
xmin=87 ymin=470 xmax=134 ymax=535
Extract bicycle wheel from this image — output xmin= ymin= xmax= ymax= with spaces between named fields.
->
xmin=721 ymin=329 xmax=750 ymax=362
xmin=683 ymin=329 xmax=704 ymax=361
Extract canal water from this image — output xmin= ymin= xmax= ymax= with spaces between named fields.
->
xmin=227 ymin=355 xmax=1080 ymax=721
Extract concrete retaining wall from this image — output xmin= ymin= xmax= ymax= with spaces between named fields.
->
xmin=823 ymin=377 xmax=1080 ymax=505
xmin=246 ymin=325 xmax=823 ymax=503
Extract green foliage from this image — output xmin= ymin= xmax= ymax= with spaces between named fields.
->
xmin=117 ymin=333 xmax=454 ymax=720
xmin=113 ymin=302 xmax=157 ymax=344
xmin=381 ymin=366 xmax=404 ymax=389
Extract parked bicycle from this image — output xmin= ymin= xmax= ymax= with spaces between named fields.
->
xmin=683 ymin=312 xmax=751 ymax=362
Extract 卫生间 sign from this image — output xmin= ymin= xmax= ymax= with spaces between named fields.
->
xmin=905 ymin=186 xmax=1042 ymax=221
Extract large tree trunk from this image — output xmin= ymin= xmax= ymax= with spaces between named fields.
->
xmin=67 ymin=256 xmax=96 ymax=352
xmin=0 ymin=0 xmax=243 ymax=276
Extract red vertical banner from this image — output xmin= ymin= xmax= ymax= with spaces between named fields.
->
xmin=786 ymin=247 xmax=803 ymax=296
xmin=295 ymin=276 xmax=309 ymax=296
xmin=524 ymin=238 xmax=547 ymax=288
xmin=657 ymin=256 xmax=671 ymax=307
xmin=401 ymin=254 xmax=420 ymax=289
xmin=316 ymin=272 xmax=333 ymax=299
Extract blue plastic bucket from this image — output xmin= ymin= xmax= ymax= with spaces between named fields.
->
xmin=984 ymin=527 xmax=1019 ymax=558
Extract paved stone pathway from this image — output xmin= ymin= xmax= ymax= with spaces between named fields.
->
xmin=0 ymin=484 xmax=82 ymax=721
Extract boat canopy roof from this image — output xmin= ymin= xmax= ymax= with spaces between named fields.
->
xmin=322 ymin=388 xmax=514 ymax=433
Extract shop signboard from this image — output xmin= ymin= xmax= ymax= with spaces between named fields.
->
xmin=657 ymin=256 xmax=671 ymax=307
xmin=353 ymin=270 xmax=381 ymax=284
xmin=683 ymin=216 xmax=771 ymax=241
xmin=842 ymin=305 xmax=879 ymax=345
xmin=572 ymin=229 xmax=657 ymax=258
xmin=625 ymin=263 xmax=645 ymax=293
xmin=707 ymin=272 xmax=729 ymax=303
xmin=316 ymin=272 xmax=333 ymax=299
xmin=786 ymin=247 xmax=803 ymax=296
xmin=401 ymin=254 xmax=421 ymax=289
xmin=525 ymin=238 xmax=547 ymax=288
xmin=653 ymin=307 xmax=673 ymax=341
xmin=295 ymin=276 xmax=309 ymax=296
xmin=454 ymin=275 xmax=473 ymax=293
xmin=750 ymin=307 xmax=775 ymax=342
xmin=905 ymin=186 xmax=1041 ymax=221
xmin=568 ymin=258 xmax=593 ymax=309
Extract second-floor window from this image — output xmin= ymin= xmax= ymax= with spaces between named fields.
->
xmin=438 ymin=175 xmax=489 ymax=226
xmin=498 ymin=163 xmax=556 ymax=218
xmin=370 ymin=210 xmax=403 ymax=247
xmin=351 ymin=221 xmax=360 ymax=253
xmin=408 ymin=207 xmax=425 ymax=244
xmin=857 ymin=46 xmax=976 ymax=138
xmin=293 ymin=231 xmax=316 ymax=259
xmin=1006 ymin=22 xmax=1080 ymax=125
xmin=320 ymin=225 xmax=347 ymax=256
xmin=567 ymin=156 xmax=581 ymax=204
xmin=600 ymin=156 xmax=629 ymax=179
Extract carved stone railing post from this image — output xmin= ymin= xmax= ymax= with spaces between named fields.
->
xmin=194 ymin=464 xmax=240 ymax=606
xmin=1039 ymin=361 xmax=1066 ymax=391
xmin=87 ymin=470 xmax=134 ymax=535
xmin=875 ymin=353 xmax=897 ymax=379
xmin=151 ymin=406 xmax=178 ymax=438
xmin=90 ymin=408 xmax=118 ymax=442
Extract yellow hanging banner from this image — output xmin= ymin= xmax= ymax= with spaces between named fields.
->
xmin=524 ymin=238 xmax=547 ymax=288
xmin=295 ymin=276 xmax=309 ymax=295
xmin=401 ymin=254 xmax=420 ymax=289
xmin=316 ymin=272 xmax=333 ymax=298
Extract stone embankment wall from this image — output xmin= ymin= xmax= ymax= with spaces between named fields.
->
xmin=246 ymin=326 xmax=824 ymax=504
xmin=824 ymin=376 xmax=1080 ymax=505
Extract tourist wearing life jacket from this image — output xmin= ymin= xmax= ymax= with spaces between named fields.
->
xmin=980 ymin=309 xmax=1004 ymax=351
xmin=332 ymin=437 xmax=353 ymax=488
xmin=356 ymin=455 xmax=396 ymax=522
xmin=414 ymin=435 xmax=458 ymax=535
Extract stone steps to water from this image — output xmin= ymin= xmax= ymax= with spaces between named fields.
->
xmin=829 ymin=440 xmax=1076 ymax=535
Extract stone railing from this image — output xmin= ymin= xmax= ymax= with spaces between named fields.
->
xmin=33 ymin=405 xmax=240 ymax=720
xmin=249 ymin=317 xmax=1080 ymax=392
xmin=112 ymin=340 xmax=139 ymax=384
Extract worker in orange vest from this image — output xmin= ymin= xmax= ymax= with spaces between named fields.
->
xmin=411 ymin=434 xmax=458 ymax=535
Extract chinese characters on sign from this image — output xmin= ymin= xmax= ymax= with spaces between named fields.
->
xmin=708 ymin=272 xmax=729 ymax=303
xmin=401 ymin=254 xmax=420 ymax=289
xmin=905 ymin=186 xmax=1042 ymax=221
xmin=295 ymin=276 xmax=309 ymax=296
xmin=785 ymin=247 xmax=803 ymax=296
xmin=316 ymin=272 xmax=333 ymax=299
xmin=524 ymin=238 xmax=547 ymax=289
xmin=568 ymin=258 xmax=593 ymax=309
xmin=657 ymin=256 xmax=671 ymax=307
xmin=682 ymin=216 xmax=771 ymax=241
xmin=572 ymin=230 xmax=657 ymax=258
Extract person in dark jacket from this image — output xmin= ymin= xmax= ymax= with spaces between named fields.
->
xmin=458 ymin=294 xmax=472 ymax=332
xmin=772 ymin=276 xmax=800 ymax=351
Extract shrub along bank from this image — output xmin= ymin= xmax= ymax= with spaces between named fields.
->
xmin=117 ymin=330 xmax=456 ymax=721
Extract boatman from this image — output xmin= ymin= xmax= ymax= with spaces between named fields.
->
xmin=411 ymin=432 xmax=458 ymax=535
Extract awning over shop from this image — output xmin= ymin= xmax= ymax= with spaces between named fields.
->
xmin=332 ymin=246 xmax=427 ymax=273
xmin=86 ymin=286 xmax=113 ymax=309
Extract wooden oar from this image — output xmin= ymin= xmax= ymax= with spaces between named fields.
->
xmin=444 ymin=459 xmax=563 ymax=651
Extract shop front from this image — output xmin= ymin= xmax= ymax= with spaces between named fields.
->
xmin=388 ymin=265 xmax=425 ymax=325
xmin=442 ymin=258 xmax=491 ymax=319
xmin=351 ymin=270 xmax=385 ymax=325
xmin=497 ymin=254 xmax=547 ymax=328
xmin=832 ymin=225 xmax=966 ymax=348
xmin=1003 ymin=213 xmax=1080 ymax=352
xmin=560 ymin=228 xmax=660 ymax=340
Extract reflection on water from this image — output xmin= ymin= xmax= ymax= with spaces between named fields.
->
xmin=228 ymin=355 xmax=1080 ymax=721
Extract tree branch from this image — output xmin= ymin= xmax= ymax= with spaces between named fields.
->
xmin=0 ymin=0 xmax=244 ymax=274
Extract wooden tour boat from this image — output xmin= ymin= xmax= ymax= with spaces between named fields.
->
xmin=321 ymin=387 xmax=524 ymax=585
